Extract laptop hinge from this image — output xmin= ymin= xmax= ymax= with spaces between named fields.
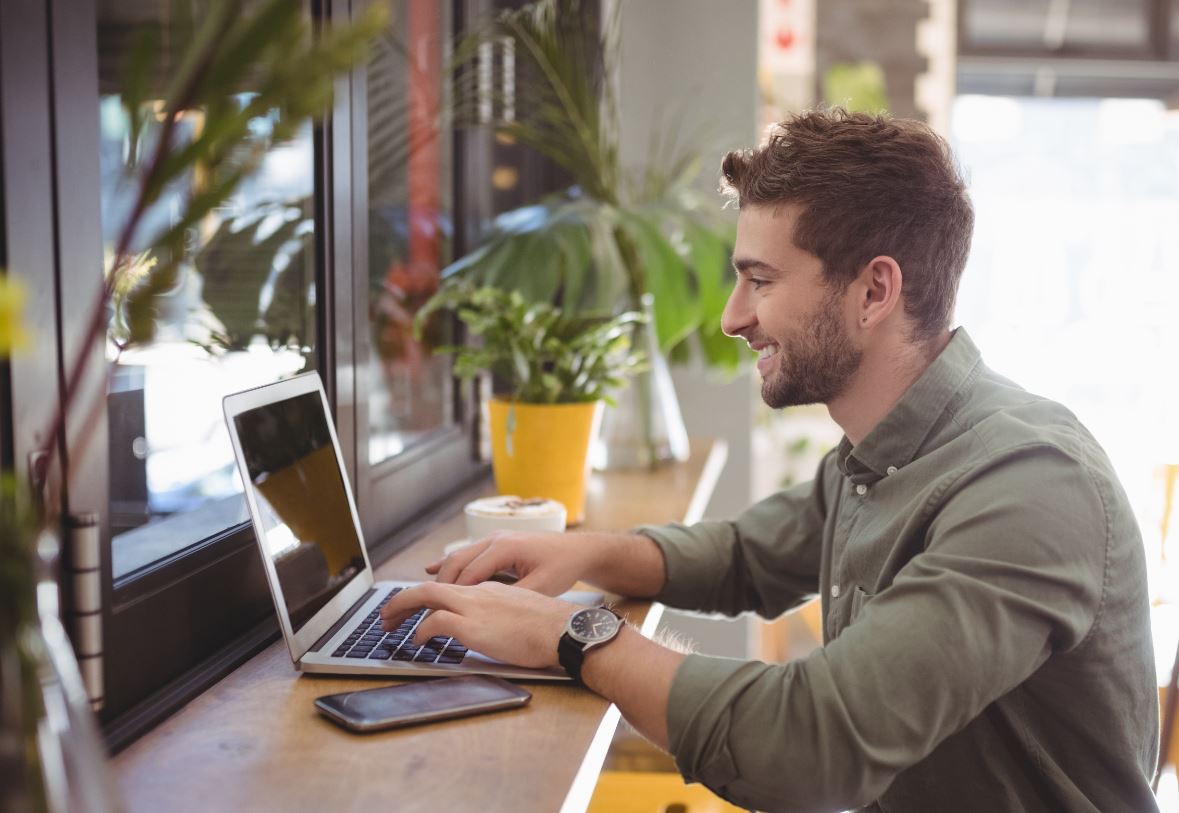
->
xmin=309 ymin=587 xmax=377 ymax=653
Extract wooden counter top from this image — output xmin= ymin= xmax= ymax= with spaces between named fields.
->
xmin=112 ymin=438 xmax=727 ymax=813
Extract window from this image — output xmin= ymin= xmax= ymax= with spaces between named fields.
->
xmin=952 ymin=95 xmax=1179 ymax=566
xmin=366 ymin=1 xmax=456 ymax=467
xmin=350 ymin=0 xmax=486 ymax=550
xmin=961 ymin=0 xmax=1154 ymax=54
xmin=97 ymin=1 xmax=320 ymax=579
xmin=958 ymin=0 xmax=1179 ymax=99
xmin=0 ymin=0 xmax=490 ymax=748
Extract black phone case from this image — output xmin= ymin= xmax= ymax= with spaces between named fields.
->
xmin=314 ymin=675 xmax=532 ymax=732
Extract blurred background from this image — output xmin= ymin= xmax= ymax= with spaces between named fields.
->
xmin=16 ymin=0 xmax=1175 ymax=799
xmin=608 ymin=0 xmax=1179 ymax=802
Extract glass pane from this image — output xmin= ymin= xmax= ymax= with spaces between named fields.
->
xmin=1173 ymin=0 xmax=1179 ymax=56
xmin=98 ymin=1 xmax=318 ymax=578
xmin=963 ymin=0 xmax=1150 ymax=51
xmin=964 ymin=0 xmax=1054 ymax=50
xmin=367 ymin=0 xmax=455 ymax=465
xmin=1063 ymin=0 xmax=1150 ymax=50
xmin=951 ymin=94 xmax=1179 ymax=572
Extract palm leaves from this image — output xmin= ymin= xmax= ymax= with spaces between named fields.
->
xmin=417 ymin=0 xmax=739 ymax=372
xmin=20 ymin=0 xmax=387 ymax=526
xmin=114 ymin=0 xmax=388 ymax=347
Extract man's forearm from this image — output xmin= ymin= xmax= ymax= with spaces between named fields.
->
xmin=579 ymin=532 xmax=667 ymax=598
xmin=580 ymin=623 xmax=684 ymax=749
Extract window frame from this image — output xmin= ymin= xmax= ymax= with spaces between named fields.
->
xmin=956 ymin=0 xmax=1179 ymax=99
xmin=958 ymin=0 xmax=1172 ymax=61
xmin=1 ymin=0 xmax=492 ymax=751
xmin=349 ymin=0 xmax=490 ymax=549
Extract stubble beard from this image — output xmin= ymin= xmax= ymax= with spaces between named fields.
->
xmin=761 ymin=290 xmax=863 ymax=409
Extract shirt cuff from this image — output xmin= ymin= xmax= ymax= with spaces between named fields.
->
xmin=664 ymin=652 xmax=770 ymax=797
xmin=633 ymin=523 xmax=724 ymax=610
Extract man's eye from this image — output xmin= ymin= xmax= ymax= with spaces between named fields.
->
xmin=749 ymin=278 xmax=768 ymax=290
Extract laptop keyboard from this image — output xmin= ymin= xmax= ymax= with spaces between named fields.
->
xmin=330 ymin=588 xmax=468 ymax=665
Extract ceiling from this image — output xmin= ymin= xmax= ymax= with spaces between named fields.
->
xmin=958 ymin=0 xmax=1179 ymax=99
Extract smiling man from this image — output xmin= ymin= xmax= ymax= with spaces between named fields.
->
xmin=381 ymin=109 xmax=1159 ymax=812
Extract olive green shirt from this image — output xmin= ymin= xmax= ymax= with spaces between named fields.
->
xmin=639 ymin=329 xmax=1158 ymax=813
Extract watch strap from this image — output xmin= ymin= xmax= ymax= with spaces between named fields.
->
xmin=558 ymin=632 xmax=587 ymax=683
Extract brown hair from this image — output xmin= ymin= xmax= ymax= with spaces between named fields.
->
xmin=720 ymin=108 xmax=974 ymax=342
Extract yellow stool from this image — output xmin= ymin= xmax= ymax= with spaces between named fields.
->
xmin=588 ymin=771 xmax=747 ymax=813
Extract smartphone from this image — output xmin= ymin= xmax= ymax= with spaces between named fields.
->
xmin=314 ymin=675 xmax=532 ymax=733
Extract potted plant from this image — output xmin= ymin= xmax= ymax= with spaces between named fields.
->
xmin=416 ymin=284 xmax=644 ymax=524
xmin=410 ymin=0 xmax=741 ymax=468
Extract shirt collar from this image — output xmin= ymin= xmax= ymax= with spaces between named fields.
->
xmin=836 ymin=328 xmax=984 ymax=484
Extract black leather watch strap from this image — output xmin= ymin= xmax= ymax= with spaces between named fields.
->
xmin=558 ymin=633 xmax=587 ymax=683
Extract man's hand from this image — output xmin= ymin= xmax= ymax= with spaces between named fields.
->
xmin=379 ymin=581 xmax=578 ymax=669
xmin=427 ymin=530 xmax=599 ymax=595
xmin=427 ymin=529 xmax=668 ymax=599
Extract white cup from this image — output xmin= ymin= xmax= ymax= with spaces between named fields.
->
xmin=463 ymin=495 xmax=567 ymax=542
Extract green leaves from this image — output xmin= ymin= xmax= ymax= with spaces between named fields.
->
xmin=435 ymin=0 xmax=742 ymax=375
xmin=466 ymin=0 xmax=618 ymax=202
xmin=440 ymin=192 xmax=742 ymax=374
xmin=442 ymin=197 xmax=630 ymax=316
xmin=192 ymin=202 xmax=313 ymax=351
xmin=111 ymin=0 xmax=389 ymax=348
xmin=416 ymin=284 xmax=645 ymax=405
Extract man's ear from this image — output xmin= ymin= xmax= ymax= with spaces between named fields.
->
xmin=855 ymin=256 xmax=903 ymax=329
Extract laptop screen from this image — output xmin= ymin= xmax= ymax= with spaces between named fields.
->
xmin=233 ymin=391 xmax=365 ymax=633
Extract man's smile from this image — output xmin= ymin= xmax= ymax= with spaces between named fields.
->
xmin=749 ymin=341 xmax=780 ymax=374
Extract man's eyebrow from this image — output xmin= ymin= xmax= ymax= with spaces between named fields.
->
xmin=731 ymin=257 xmax=782 ymax=275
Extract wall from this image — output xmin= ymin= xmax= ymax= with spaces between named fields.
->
xmin=615 ymin=0 xmax=759 ymax=658
xmin=815 ymin=0 xmax=956 ymax=133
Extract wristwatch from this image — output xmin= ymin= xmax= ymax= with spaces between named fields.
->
xmin=558 ymin=606 xmax=623 ymax=683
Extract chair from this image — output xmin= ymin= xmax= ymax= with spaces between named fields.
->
xmin=1153 ymin=463 xmax=1179 ymax=791
xmin=756 ymin=598 xmax=824 ymax=663
xmin=588 ymin=771 xmax=748 ymax=813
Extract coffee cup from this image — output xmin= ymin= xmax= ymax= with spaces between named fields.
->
xmin=463 ymin=495 xmax=567 ymax=542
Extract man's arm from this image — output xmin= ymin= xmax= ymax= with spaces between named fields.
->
xmin=581 ymin=624 xmax=682 ymax=748
xmin=383 ymin=446 xmax=1113 ymax=813
xmin=648 ymin=446 xmax=1112 ymax=812
xmin=433 ymin=461 xmax=833 ymax=617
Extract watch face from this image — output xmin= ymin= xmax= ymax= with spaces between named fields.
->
xmin=568 ymin=607 xmax=621 ymax=644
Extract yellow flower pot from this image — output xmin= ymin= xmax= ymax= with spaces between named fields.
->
xmin=487 ymin=398 xmax=603 ymax=525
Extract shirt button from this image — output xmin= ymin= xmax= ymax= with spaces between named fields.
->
xmin=855 ymin=484 xmax=868 ymax=496
xmin=831 ymin=584 xmax=841 ymax=599
xmin=886 ymin=466 xmax=898 ymax=475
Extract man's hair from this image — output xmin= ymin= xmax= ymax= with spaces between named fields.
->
xmin=720 ymin=108 xmax=974 ymax=342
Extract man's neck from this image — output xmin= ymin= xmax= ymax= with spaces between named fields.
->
xmin=828 ymin=329 xmax=953 ymax=446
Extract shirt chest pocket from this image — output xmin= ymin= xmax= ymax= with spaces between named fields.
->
xmin=829 ymin=585 xmax=874 ymax=640
xmin=848 ymin=585 xmax=873 ymax=625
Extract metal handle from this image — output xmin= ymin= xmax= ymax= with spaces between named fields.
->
xmin=64 ymin=512 xmax=104 ymax=711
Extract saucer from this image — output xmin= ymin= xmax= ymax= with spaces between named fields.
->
xmin=442 ymin=538 xmax=474 ymax=556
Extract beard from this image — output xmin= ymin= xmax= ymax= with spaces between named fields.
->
xmin=761 ymin=290 xmax=862 ymax=409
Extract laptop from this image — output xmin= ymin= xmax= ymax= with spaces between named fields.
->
xmin=223 ymin=371 xmax=593 ymax=680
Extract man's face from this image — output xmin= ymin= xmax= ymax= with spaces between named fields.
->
xmin=722 ymin=204 xmax=862 ymax=409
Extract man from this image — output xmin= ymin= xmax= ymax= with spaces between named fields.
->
xmin=381 ymin=109 xmax=1159 ymax=812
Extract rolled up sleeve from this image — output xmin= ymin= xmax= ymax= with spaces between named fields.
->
xmin=635 ymin=456 xmax=833 ymax=618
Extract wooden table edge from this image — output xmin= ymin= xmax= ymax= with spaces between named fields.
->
xmin=110 ymin=438 xmax=729 ymax=813
xmin=557 ymin=438 xmax=728 ymax=813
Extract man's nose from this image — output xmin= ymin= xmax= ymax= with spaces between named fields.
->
xmin=720 ymin=284 xmax=754 ymax=338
